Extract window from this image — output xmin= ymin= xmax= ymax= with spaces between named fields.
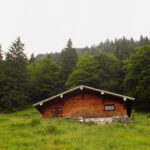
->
xmin=51 ymin=108 xmax=62 ymax=117
xmin=104 ymin=104 xmax=115 ymax=111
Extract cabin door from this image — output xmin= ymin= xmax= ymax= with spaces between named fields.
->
xmin=51 ymin=108 xmax=62 ymax=117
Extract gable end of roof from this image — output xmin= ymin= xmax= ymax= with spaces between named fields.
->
xmin=33 ymin=85 xmax=135 ymax=107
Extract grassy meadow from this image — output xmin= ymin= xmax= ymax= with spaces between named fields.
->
xmin=0 ymin=109 xmax=150 ymax=150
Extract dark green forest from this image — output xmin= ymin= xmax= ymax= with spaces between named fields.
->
xmin=0 ymin=36 xmax=149 ymax=112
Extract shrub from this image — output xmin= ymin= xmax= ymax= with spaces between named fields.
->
xmin=47 ymin=125 xmax=60 ymax=135
xmin=30 ymin=119 xmax=41 ymax=127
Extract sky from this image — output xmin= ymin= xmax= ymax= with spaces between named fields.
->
xmin=0 ymin=0 xmax=150 ymax=57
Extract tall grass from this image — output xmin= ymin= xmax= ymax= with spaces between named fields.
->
xmin=0 ymin=109 xmax=150 ymax=150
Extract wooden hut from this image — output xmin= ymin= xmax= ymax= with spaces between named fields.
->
xmin=33 ymin=85 xmax=135 ymax=124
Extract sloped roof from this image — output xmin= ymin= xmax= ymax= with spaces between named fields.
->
xmin=33 ymin=85 xmax=135 ymax=107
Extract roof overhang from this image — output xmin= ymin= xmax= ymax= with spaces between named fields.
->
xmin=33 ymin=85 xmax=135 ymax=107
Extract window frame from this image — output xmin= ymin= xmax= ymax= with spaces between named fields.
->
xmin=104 ymin=104 xmax=115 ymax=111
xmin=51 ymin=108 xmax=63 ymax=117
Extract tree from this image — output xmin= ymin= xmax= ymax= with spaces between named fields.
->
xmin=0 ymin=45 xmax=3 ymax=62
xmin=114 ymin=37 xmax=135 ymax=60
xmin=29 ymin=53 xmax=36 ymax=63
xmin=28 ymin=55 xmax=61 ymax=102
xmin=139 ymin=35 xmax=150 ymax=46
xmin=60 ymin=39 xmax=78 ymax=86
xmin=66 ymin=52 xmax=123 ymax=93
xmin=97 ymin=39 xmax=115 ymax=52
xmin=0 ymin=37 xmax=29 ymax=112
xmin=124 ymin=45 xmax=150 ymax=103
xmin=94 ymin=52 xmax=123 ymax=92
xmin=0 ymin=45 xmax=6 ymax=110
xmin=66 ymin=53 xmax=100 ymax=88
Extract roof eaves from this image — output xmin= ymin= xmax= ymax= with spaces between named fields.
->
xmin=32 ymin=85 xmax=81 ymax=107
xmin=33 ymin=85 xmax=135 ymax=107
xmin=83 ymin=85 xmax=135 ymax=101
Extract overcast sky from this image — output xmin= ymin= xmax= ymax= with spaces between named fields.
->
xmin=0 ymin=0 xmax=150 ymax=57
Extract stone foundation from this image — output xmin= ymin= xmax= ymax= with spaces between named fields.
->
xmin=66 ymin=115 xmax=129 ymax=124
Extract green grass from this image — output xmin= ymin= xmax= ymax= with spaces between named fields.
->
xmin=0 ymin=109 xmax=150 ymax=150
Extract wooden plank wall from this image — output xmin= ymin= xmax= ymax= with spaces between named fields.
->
xmin=41 ymin=90 xmax=126 ymax=118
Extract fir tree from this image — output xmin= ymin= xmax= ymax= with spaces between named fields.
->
xmin=0 ymin=44 xmax=5 ymax=111
xmin=1 ymin=37 xmax=29 ymax=112
xmin=29 ymin=53 xmax=36 ymax=63
xmin=0 ymin=45 xmax=3 ymax=62
xmin=60 ymin=39 xmax=78 ymax=87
